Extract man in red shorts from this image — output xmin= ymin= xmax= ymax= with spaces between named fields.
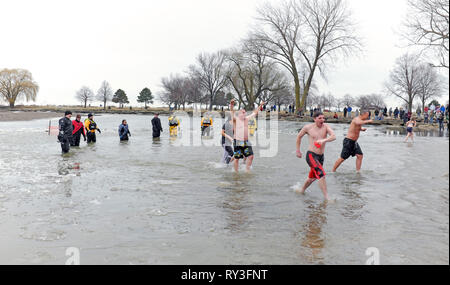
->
xmin=296 ymin=111 xmax=336 ymax=200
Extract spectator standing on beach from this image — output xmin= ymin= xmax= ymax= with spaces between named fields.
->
xmin=347 ymin=106 xmax=353 ymax=118
xmin=438 ymin=112 xmax=445 ymax=132
xmin=343 ymin=107 xmax=348 ymax=118
xmin=355 ymin=109 xmax=359 ymax=117
xmin=394 ymin=107 xmax=399 ymax=119
xmin=374 ymin=109 xmax=380 ymax=120
xmin=389 ymin=107 xmax=393 ymax=118
xmin=424 ymin=111 xmax=429 ymax=123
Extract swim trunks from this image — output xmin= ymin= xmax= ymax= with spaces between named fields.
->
xmin=306 ymin=151 xmax=326 ymax=179
xmin=233 ymin=140 xmax=253 ymax=159
xmin=407 ymin=127 xmax=413 ymax=133
xmin=340 ymin=138 xmax=363 ymax=160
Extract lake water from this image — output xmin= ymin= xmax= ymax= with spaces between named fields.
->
xmin=0 ymin=114 xmax=448 ymax=264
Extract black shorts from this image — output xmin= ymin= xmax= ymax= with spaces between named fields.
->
xmin=224 ymin=145 xmax=234 ymax=157
xmin=340 ymin=138 xmax=363 ymax=160
xmin=305 ymin=151 xmax=326 ymax=179
xmin=233 ymin=140 xmax=253 ymax=159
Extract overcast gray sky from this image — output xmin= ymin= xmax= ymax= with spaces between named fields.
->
xmin=0 ymin=0 xmax=448 ymax=108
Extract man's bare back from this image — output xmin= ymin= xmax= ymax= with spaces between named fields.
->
xmin=332 ymin=111 xmax=372 ymax=172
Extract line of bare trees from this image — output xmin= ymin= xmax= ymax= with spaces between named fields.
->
xmin=159 ymin=0 xmax=362 ymax=112
xmin=384 ymin=53 xmax=444 ymax=112
xmin=306 ymin=92 xmax=387 ymax=112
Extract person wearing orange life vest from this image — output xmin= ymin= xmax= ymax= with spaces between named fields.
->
xmin=201 ymin=115 xmax=213 ymax=136
xmin=71 ymin=114 xmax=86 ymax=147
xmin=84 ymin=113 xmax=101 ymax=144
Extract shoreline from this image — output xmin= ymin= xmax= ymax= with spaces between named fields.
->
xmin=0 ymin=107 xmax=446 ymax=131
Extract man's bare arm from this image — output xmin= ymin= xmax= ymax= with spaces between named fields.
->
xmin=230 ymin=100 xmax=236 ymax=123
xmin=296 ymin=125 xmax=309 ymax=158
xmin=325 ymin=124 xmax=337 ymax=142
xmin=246 ymin=101 xmax=265 ymax=120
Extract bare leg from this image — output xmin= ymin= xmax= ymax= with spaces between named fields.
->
xmin=234 ymin=159 xmax=239 ymax=173
xmin=356 ymin=154 xmax=363 ymax=172
xmin=317 ymin=177 xmax=330 ymax=200
xmin=297 ymin=178 xmax=316 ymax=194
xmin=332 ymin=158 xmax=345 ymax=172
xmin=404 ymin=133 xmax=410 ymax=142
xmin=245 ymin=155 xmax=254 ymax=172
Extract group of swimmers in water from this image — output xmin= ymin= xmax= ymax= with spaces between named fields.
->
xmin=58 ymin=99 xmax=421 ymax=201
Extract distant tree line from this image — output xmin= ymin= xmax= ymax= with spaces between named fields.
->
xmin=74 ymin=81 xmax=154 ymax=109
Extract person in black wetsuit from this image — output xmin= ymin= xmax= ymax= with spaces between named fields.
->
xmin=58 ymin=111 xmax=73 ymax=154
xmin=151 ymin=113 xmax=163 ymax=138
xmin=71 ymin=114 xmax=86 ymax=147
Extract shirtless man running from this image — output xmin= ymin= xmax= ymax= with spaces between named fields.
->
xmin=230 ymin=99 xmax=265 ymax=173
xmin=332 ymin=109 xmax=373 ymax=172
xmin=296 ymin=111 xmax=336 ymax=200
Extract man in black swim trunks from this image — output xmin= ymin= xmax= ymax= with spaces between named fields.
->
xmin=332 ymin=109 xmax=373 ymax=172
xmin=296 ymin=112 xmax=336 ymax=200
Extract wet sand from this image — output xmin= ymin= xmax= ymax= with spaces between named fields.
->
xmin=0 ymin=110 xmax=62 ymax=122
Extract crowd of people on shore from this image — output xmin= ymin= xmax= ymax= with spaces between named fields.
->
xmin=308 ymin=104 xmax=450 ymax=131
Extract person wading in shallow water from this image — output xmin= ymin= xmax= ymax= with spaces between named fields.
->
xmin=404 ymin=117 xmax=417 ymax=143
xmin=118 ymin=119 xmax=131 ymax=141
xmin=84 ymin=113 xmax=101 ymax=144
xmin=151 ymin=113 xmax=163 ymax=138
xmin=296 ymin=111 xmax=336 ymax=201
xmin=332 ymin=109 xmax=373 ymax=173
xmin=229 ymin=99 xmax=265 ymax=173
xmin=71 ymin=114 xmax=86 ymax=147
xmin=58 ymin=111 xmax=73 ymax=154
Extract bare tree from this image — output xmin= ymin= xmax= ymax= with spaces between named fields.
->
xmin=306 ymin=93 xmax=319 ymax=110
xmin=96 ymin=80 xmax=113 ymax=110
xmin=253 ymin=1 xmax=303 ymax=112
xmin=384 ymin=53 xmax=422 ymax=111
xmin=417 ymin=63 xmax=444 ymax=111
xmin=188 ymin=51 xmax=229 ymax=111
xmin=253 ymin=0 xmax=361 ymax=113
xmin=341 ymin=94 xmax=355 ymax=107
xmin=404 ymin=0 xmax=449 ymax=68
xmin=0 ymin=69 xmax=39 ymax=108
xmin=272 ymin=88 xmax=294 ymax=111
xmin=185 ymin=78 xmax=208 ymax=109
xmin=226 ymin=39 xmax=288 ymax=110
xmin=355 ymin=94 xmax=386 ymax=110
xmin=75 ymin=86 xmax=94 ymax=108
xmin=294 ymin=0 xmax=362 ymax=111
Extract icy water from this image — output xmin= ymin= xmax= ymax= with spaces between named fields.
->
xmin=0 ymin=114 xmax=448 ymax=265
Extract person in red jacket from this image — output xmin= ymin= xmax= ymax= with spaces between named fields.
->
xmin=71 ymin=114 xmax=86 ymax=147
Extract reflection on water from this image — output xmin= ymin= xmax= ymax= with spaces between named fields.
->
xmin=300 ymin=200 xmax=328 ymax=264
xmin=218 ymin=174 xmax=251 ymax=234
xmin=0 ymin=115 xmax=448 ymax=265
xmin=385 ymin=129 xmax=449 ymax=137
